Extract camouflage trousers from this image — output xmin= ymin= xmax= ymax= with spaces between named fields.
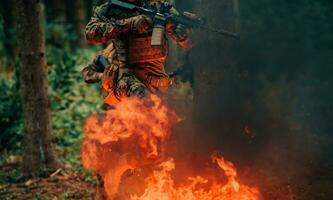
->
xmin=119 ymin=74 xmax=146 ymax=98
xmin=102 ymin=73 xmax=146 ymax=107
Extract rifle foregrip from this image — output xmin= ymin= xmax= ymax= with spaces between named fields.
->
xmin=151 ymin=26 xmax=165 ymax=46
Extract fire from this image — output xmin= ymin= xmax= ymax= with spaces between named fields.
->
xmin=81 ymin=95 xmax=261 ymax=200
xmin=131 ymin=156 xmax=261 ymax=200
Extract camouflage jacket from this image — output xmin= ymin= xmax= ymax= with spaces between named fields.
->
xmin=82 ymin=43 xmax=115 ymax=84
xmin=83 ymin=0 xmax=191 ymax=92
xmin=85 ymin=0 xmax=190 ymax=46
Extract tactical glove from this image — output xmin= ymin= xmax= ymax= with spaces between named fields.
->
xmin=93 ymin=2 xmax=109 ymax=18
xmin=115 ymin=72 xmax=146 ymax=98
xmin=82 ymin=63 xmax=103 ymax=84
xmin=174 ymin=24 xmax=191 ymax=41
xmin=117 ymin=15 xmax=153 ymax=34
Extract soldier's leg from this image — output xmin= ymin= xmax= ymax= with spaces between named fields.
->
xmin=126 ymin=75 xmax=147 ymax=98
xmin=117 ymin=74 xmax=147 ymax=99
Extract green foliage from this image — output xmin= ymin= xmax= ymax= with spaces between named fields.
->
xmin=60 ymin=191 xmax=71 ymax=200
xmin=0 ymin=166 xmax=22 ymax=184
xmin=0 ymin=14 xmax=16 ymax=65
xmin=0 ymin=73 xmax=23 ymax=151
xmin=45 ymin=23 xmax=77 ymax=48
xmin=0 ymin=22 xmax=102 ymax=169
xmin=45 ymin=23 xmax=101 ymax=168
xmin=0 ymin=17 xmax=8 ymax=67
xmin=33 ymin=192 xmax=43 ymax=200
xmin=0 ymin=17 xmax=4 ymax=48
xmin=0 ymin=18 xmax=22 ymax=152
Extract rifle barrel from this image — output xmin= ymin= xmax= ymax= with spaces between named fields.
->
xmin=204 ymin=26 xmax=240 ymax=39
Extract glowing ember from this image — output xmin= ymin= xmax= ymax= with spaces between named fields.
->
xmin=81 ymin=95 xmax=261 ymax=200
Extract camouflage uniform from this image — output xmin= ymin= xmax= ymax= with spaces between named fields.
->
xmin=82 ymin=0 xmax=192 ymax=105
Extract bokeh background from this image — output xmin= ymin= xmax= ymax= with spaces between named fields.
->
xmin=0 ymin=0 xmax=332 ymax=199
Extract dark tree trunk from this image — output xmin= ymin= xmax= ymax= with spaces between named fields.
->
xmin=65 ymin=0 xmax=87 ymax=47
xmin=191 ymin=0 xmax=239 ymax=122
xmin=15 ymin=0 xmax=57 ymax=177
xmin=0 ymin=0 xmax=16 ymax=58
xmin=86 ymin=0 xmax=94 ymax=20
xmin=44 ymin=0 xmax=66 ymax=21
xmin=176 ymin=0 xmax=194 ymax=11
xmin=233 ymin=0 xmax=240 ymax=33
xmin=165 ymin=0 xmax=195 ymax=84
xmin=190 ymin=0 xmax=241 ymax=152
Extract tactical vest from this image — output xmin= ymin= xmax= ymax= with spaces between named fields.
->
xmin=127 ymin=33 xmax=168 ymax=64
xmin=106 ymin=0 xmax=171 ymax=65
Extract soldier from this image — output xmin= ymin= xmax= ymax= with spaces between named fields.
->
xmin=82 ymin=0 xmax=192 ymax=106
xmin=82 ymin=2 xmax=193 ymax=198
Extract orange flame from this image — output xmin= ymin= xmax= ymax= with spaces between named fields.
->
xmin=131 ymin=156 xmax=261 ymax=200
xmin=81 ymin=95 xmax=261 ymax=200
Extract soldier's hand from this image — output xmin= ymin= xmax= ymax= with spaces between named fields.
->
xmin=118 ymin=15 xmax=153 ymax=34
xmin=132 ymin=15 xmax=153 ymax=33
xmin=115 ymin=75 xmax=146 ymax=98
xmin=115 ymin=78 xmax=127 ymax=96
xmin=93 ymin=2 xmax=109 ymax=18
xmin=174 ymin=24 xmax=191 ymax=41
xmin=115 ymin=70 xmax=130 ymax=96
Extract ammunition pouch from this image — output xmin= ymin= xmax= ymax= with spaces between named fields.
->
xmin=145 ymin=75 xmax=173 ymax=89
xmin=135 ymin=70 xmax=173 ymax=92
xmin=127 ymin=34 xmax=167 ymax=64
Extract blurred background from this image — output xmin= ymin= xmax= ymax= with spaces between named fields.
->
xmin=0 ymin=0 xmax=333 ymax=199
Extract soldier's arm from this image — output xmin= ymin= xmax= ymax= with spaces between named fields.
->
xmin=82 ymin=63 xmax=104 ymax=84
xmin=166 ymin=7 xmax=193 ymax=49
xmin=166 ymin=24 xmax=193 ymax=48
xmin=82 ymin=42 xmax=116 ymax=83
xmin=85 ymin=3 xmax=153 ymax=44
xmin=85 ymin=3 xmax=121 ymax=43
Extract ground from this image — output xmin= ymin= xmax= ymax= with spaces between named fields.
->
xmin=0 ymin=161 xmax=97 ymax=200
xmin=1 ymin=150 xmax=333 ymax=200
xmin=1 ymin=126 xmax=332 ymax=200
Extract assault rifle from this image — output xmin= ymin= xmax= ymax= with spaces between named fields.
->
xmin=108 ymin=0 xmax=240 ymax=46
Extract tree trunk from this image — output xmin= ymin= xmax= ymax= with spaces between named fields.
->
xmin=66 ymin=0 xmax=87 ymax=47
xmin=233 ymin=0 xmax=240 ymax=33
xmin=15 ymin=0 xmax=57 ymax=177
xmin=44 ymin=0 xmax=66 ymax=21
xmin=0 ymin=0 xmax=16 ymax=58
xmin=176 ymin=0 xmax=194 ymax=11
xmin=86 ymin=0 xmax=94 ymax=20
xmin=165 ymin=0 xmax=195 ymax=84
xmin=190 ymin=0 xmax=240 ymax=149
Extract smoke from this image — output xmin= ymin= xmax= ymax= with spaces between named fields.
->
xmin=165 ymin=0 xmax=333 ymax=199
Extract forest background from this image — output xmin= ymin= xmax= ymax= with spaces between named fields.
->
xmin=0 ymin=0 xmax=333 ymax=199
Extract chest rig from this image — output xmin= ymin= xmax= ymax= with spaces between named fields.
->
xmin=109 ymin=0 xmax=168 ymax=65
xmin=126 ymin=32 xmax=167 ymax=64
